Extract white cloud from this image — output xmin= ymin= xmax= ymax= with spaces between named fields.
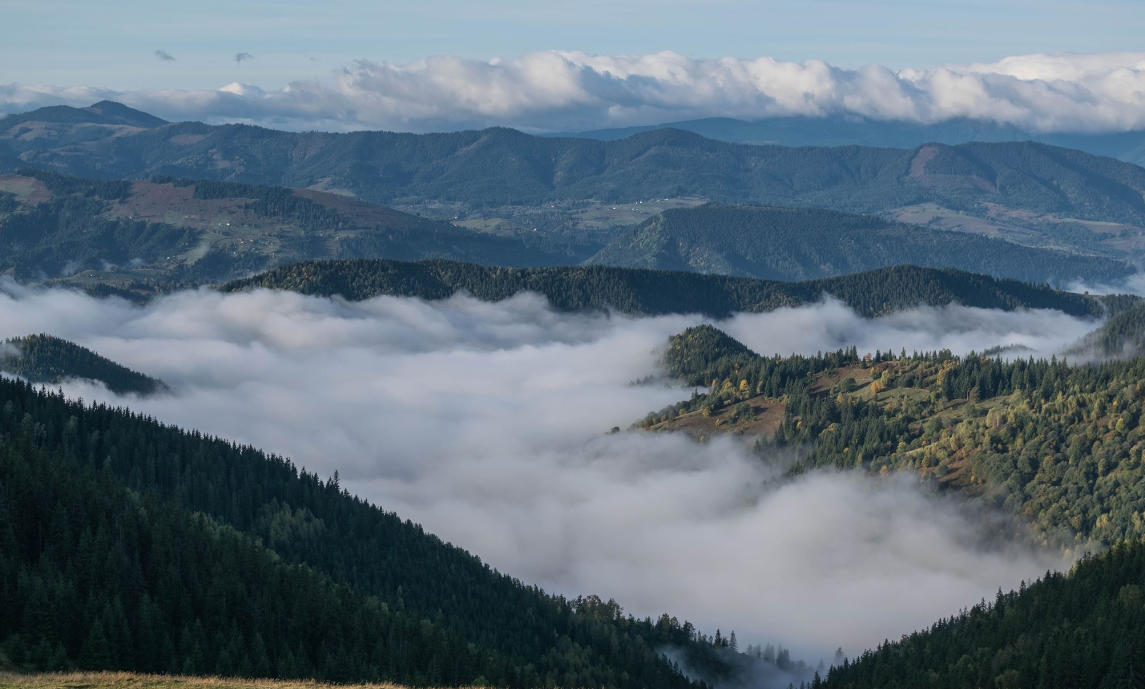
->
xmin=0 ymin=283 xmax=1090 ymax=661
xmin=3 ymin=50 xmax=1145 ymax=133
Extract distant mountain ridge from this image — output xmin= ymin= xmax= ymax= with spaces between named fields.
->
xmin=6 ymin=103 xmax=1145 ymax=235
xmin=556 ymin=115 xmax=1145 ymax=168
xmin=588 ymin=203 xmax=1133 ymax=284
xmin=1 ymin=100 xmax=166 ymax=130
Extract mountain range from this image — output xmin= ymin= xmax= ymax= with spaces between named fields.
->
xmin=557 ymin=115 xmax=1145 ymax=168
xmin=6 ymin=102 xmax=1145 ymax=267
xmin=1 ymin=168 xmax=1133 ymax=291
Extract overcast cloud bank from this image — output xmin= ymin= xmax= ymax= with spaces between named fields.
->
xmin=0 ymin=285 xmax=1089 ymax=660
xmin=3 ymin=50 xmax=1145 ymax=133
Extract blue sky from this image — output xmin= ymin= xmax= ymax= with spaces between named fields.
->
xmin=5 ymin=0 xmax=1143 ymax=90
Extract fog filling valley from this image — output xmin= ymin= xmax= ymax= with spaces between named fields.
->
xmin=0 ymin=284 xmax=1096 ymax=662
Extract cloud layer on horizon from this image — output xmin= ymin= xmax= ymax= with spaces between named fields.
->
xmin=3 ymin=50 xmax=1145 ymax=133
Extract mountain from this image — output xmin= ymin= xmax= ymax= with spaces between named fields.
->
xmin=588 ymin=204 xmax=1133 ymax=284
xmin=220 ymin=258 xmax=1129 ymax=319
xmin=3 ymin=100 xmax=168 ymax=129
xmin=6 ymin=104 xmax=1145 ymax=246
xmin=0 ymin=334 xmax=167 ymax=395
xmin=0 ymin=369 xmax=784 ymax=686
xmin=0 ymin=101 xmax=166 ymax=157
xmin=558 ymin=115 xmax=1145 ymax=168
xmin=0 ymin=168 xmax=595 ymax=287
xmin=820 ymin=540 xmax=1145 ymax=688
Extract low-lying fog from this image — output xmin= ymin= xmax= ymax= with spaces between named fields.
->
xmin=0 ymin=284 xmax=1095 ymax=662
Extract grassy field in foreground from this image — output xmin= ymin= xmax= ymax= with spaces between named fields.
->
xmin=0 ymin=673 xmax=421 ymax=689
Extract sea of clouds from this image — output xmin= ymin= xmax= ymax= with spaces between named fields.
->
xmin=0 ymin=284 xmax=1098 ymax=662
xmin=3 ymin=50 xmax=1145 ymax=133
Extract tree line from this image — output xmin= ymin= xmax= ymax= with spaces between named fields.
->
xmin=222 ymin=259 xmax=1122 ymax=319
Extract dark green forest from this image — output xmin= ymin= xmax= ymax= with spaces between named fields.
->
xmin=0 ymin=375 xmax=802 ymax=687
xmin=0 ymin=334 xmax=166 ymax=395
xmin=589 ymin=204 xmax=1132 ymax=283
xmin=818 ymin=540 xmax=1145 ymax=689
xmin=1072 ymin=302 xmax=1145 ymax=358
xmin=221 ymin=258 xmax=1128 ymax=319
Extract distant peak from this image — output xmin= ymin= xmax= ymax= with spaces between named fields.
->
xmin=83 ymin=101 xmax=167 ymax=127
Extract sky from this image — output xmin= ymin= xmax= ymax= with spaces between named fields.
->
xmin=6 ymin=0 xmax=1144 ymax=91
xmin=3 ymin=1 xmax=1145 ymax=134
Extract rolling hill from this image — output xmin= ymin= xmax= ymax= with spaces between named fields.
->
xmin=0 ymin=334 xmax=167 ymax=395
xmin=653 ymin=324 xmax=1145 ymax=547
xmin=588 ymin=204 xmax=1133 ymax=283
xmin=0 ymin=169 xmax=595 ymax=287
xmin=219 ymin=258 xmax=1131 ymax=319
xmin=6 ymin=167 xmax=1135 ymax=292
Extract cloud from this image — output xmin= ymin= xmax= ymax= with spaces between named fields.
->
xmin=3 ymin=50 xmax=1145 ymax=133
xmin=0 ymin=283 xmax=1089 ymax=660
xmin=234 ymin=52 xmax=254 ymax=64
xmin=153 ymin=50 xmax=176 ymax=62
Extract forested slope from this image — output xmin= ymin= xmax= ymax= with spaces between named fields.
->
xmin=819 ymin=540 xmax=1145 ymax=688
xmin=0 ymin=334 xmax=166 ymax=395
xmin=0 ymin=375 xmax=780 ymax=688
xmin=220 ymin=259 xmax=1127 ymax=319
xmin=1071 ymin=302 xmax=1145 ymax=358
xmin=655 ymin=326 xmax=1145 ymax=548
xmin=589 ymin=204 xmax=1132 ymax=283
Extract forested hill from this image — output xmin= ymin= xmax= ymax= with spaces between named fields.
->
xmin=7 ymin=103 xmax=1145 ymax=228
xmin=820 ymin=540 xmax=1145 ymax=688
xmin=220 ymin=259 xmax=1128 ymax=319
xmin=0 ymin=373 xmax=797 ymax=687
xmin=1070 ymin=302 xmax=1145 ymax=358
xmin=588 ymin=204 xmax=1133 ymax=283
xmin=0 ymin=334 xmax=167 ymax=395
xmin=654 ymin=325 xmax=1145 ymax=548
